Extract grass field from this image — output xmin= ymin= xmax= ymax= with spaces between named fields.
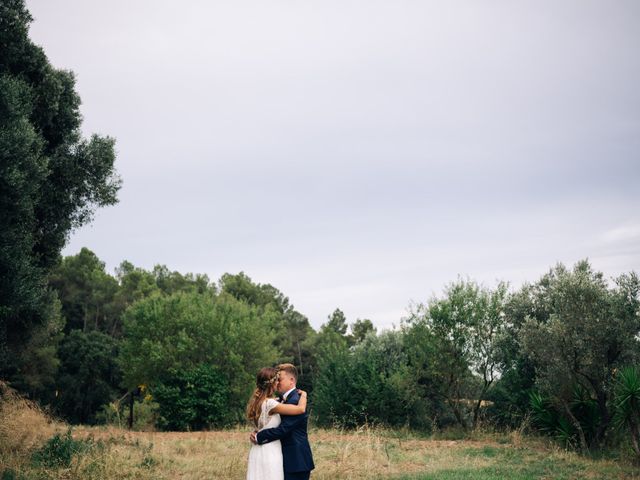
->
xmin=2 ymin=425 xmax=639 ymax=480
xmin=1 ymin=386 xmax=638 ymax=479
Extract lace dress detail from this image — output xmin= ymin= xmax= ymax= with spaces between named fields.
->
xmin=247 ymin=398 xmax=283 ymax=480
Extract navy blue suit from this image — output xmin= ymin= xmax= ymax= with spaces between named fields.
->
xmin=256 ymin=390 xmax=314 ymax=479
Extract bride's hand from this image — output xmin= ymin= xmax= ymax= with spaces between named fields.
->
xmin=297 ymin=389 xmax=307 ymax=396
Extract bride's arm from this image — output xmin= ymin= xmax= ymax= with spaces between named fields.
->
xmin=269 ymin=391 xmax=307 ymax=415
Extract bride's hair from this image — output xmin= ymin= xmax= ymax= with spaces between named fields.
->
xmin=246 ymin=367 xmax=279 ymax=427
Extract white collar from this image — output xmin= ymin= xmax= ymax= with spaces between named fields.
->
xmin=282 ymin=387 xmax=296 ymax=400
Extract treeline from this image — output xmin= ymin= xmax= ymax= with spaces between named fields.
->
xmin=14 ymin=248 xmax=316 ymax=429
xmin=312 ymin=264 xmax=640 ymax=457
xmin=6 ymin=245 xmax=640 ymax=458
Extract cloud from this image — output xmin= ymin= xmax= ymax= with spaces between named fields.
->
xmin=601 ymin=224 xmax=640 ymax=245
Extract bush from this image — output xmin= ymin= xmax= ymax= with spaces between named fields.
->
xmin=54 ymin=330 xmax=121 ymax=424
xmin=31 ymin=428 xmax=94 ymax=468
xmin=313 ymin=331 xmax=424 ymax=429
xmin=613 ymin=366 xmax=640 ymax=458
xmin=118 ymin=291 xmax=279 ymax=421
xmin=154 ymin=364 xmax=231 ymax=431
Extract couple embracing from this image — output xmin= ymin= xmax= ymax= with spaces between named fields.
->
xmin=246 ymin=363 xmax=315 ymax=480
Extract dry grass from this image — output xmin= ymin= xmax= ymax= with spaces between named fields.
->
xmin=0 ymin=382 xmax=63 ymax=455
xmin=1 ymin=387 xmax=638 ymax=479
xmin=57 ymin=425 xmax=638 ymax=480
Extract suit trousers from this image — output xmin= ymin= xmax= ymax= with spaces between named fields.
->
xmin=285 ymin=472 xmax=310 ymax=480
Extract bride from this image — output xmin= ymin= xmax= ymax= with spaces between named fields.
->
xmin=246 ymin=367 xmax=307 ymax=480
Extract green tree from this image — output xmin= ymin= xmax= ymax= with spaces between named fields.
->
xmin=520 ymin=261 xmax=640 ymax=452
xmin=308 ymin=326 xmax=350 ymax=425
xmin=485 ymin=283 xmax=544 ymax=427
xmin=152 ymin=264 xmax=211 ymax=296
xmin=118 ymin=291 xmax=279 ymax=424
xmin=10 ymin=297 xmax=64 ymax=399
xmin=112 ymin=261 xmax=160 ymax=316
xmin=406 ymin=280 xmax=509 ymax=429
xmin=0 ymin=0 xmax=120 ymax=382
xmin=48 ymin=248 xmax=120 ymax=335
xmin=220 ymin=272 xmax=314 ymax=382
xmin=403 ymin=314 xmax=455 ymax=427
xmin=154 ymin=364 xmax=231 ymax=431
xmin=54 ymin=330 xmax=121 ymax=424
xmin=613 ymin=366 xmax=640 ymax=458
xmin=325 ymin=308 xmax=348 ymax=336
xmin=313 ymin=330 xmax=423 ymax=429
xmin=351 ymin=318 xmax=376 ymax=344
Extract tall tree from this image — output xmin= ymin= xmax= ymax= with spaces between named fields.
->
xmin=219 ymin=272 xmax=314 ymax=377
xmin=118 ymin=291 xmax=280 ymax=423
xmin=521 ymin=261 xmax=640 ymax=452
xmin=325 ymin=308 xmax=348 ymax=336
xmin=351 ymin=318 xmax=376 ymax=344
xmin=0 ymin=0 xmax=121 ymax=382
xmin=49 ymin=248 xmax=120 ymax=334
xmin=407 ymin=280 xmax=509 ymax=429
xmin=54 ymin=330 xmax=121 ymax=424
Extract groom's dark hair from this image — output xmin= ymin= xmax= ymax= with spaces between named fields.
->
xmin=277 ymin=363 xmax=298 ymax=380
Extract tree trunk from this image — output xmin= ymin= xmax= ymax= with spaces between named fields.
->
xmin=629 ymin=417 xmax=640 ymax=457
xmin=472 ymin=379 xmax=493 ymax=429
xmin=562 ymin=400 xmax=589 ymax=454
xmin=449 ymin=398 xmax=468 ymax=430
xmin=297 ymin=341 xmax=304 ymax=377
xmin=592 ymin=389 xmax=611 ymax=448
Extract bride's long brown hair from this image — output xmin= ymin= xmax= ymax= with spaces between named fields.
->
xmin=246 ymin=367 xmax=279 ymax=427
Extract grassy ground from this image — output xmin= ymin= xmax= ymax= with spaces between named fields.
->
xmin=2 ymin=425 xmax=639 ymax=480
xmin=1 ymin=386 xmax=638 ymax=479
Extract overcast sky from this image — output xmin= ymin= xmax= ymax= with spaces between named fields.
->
xmin=27 ymin=0 xmax=640 ymax=329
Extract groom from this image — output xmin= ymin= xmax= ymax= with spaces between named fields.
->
xmin=250 ymin=363 xmax=315 ymax=480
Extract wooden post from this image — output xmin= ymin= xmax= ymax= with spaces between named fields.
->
xmin=128 ymin=390 xmax=134 ymax=429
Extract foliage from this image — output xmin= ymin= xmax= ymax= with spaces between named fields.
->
xmin=153 ymin=364 xmax=231 ymax=431
xmin=613 ymin=366 xmax=640 ymax=457
xmin=520 ymin=261 xmax=640 ymax=451
xmin=118 ymin=290 xmax=279 ymax=422
xmin=9 ymin=296 xmax=64 ymax=399
xmin=406 ymin=279 xmax=510 ymax=429
xmin=53 ymin=330 xmax=121 ymax=424
xmin=97 ymin=398 xmax=159 ymax=431
xmin=31 ymin=428 xmax=95 ymax=468
xmin=113 ymin=261 xmax=161 ymax=306
xmin=485 ymin=284 xmax=543 ymax=427
xmin=219 ymin=272 xmax=314 ymax=385
xmin=484 ymin=357 xmax=536 ymax=427
xmin=529 ymin=389 xmax=598 ymax=449
xmin=313 ymin=330 xmax=422 ymax=428
xmin=49 ymin=248 xmax=121 ymax=335
xmin=402 ymin=315 xmax=453 ymax=427
xmin=350 ymin=318 xmax=376 ymax=344
xmin=325 ymin=308 xmax=349 ymax=336
xmin=0 ymin=0 xmax=120 ymax=383
xmin=152 ymin=264 xmax=211 ymax=296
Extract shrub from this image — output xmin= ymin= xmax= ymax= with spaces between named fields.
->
xmin=31 ymin=428 xmax=93 ymax=468
xmin=613 ymin=366 xmax=640 ymax=457
xmin=153 ymin=364 xmax=231 ymax=431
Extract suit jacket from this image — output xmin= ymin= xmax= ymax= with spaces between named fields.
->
xmin=256 ymin=389 xmax=315 ymax=473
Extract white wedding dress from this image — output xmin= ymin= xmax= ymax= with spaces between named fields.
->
xmin=247 ymin=398 xmax=283 ymax=480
